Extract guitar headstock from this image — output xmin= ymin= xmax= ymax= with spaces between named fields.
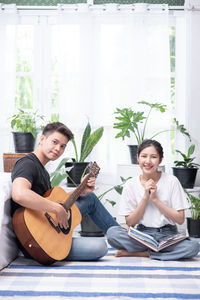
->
xmin=89 ymin=161 xmax=100 ymax=178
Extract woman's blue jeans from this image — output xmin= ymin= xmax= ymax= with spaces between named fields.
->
xmin=107 ymin=224 xmax=200 ymax=261
xmin=65 ymin=192 xmax=119 ymax=261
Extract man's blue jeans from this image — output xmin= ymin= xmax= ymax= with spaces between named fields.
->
xmin=65 ymin=192 xmax=119 ymax=261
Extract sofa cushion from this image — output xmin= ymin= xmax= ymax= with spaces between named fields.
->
xmin=0 ymin=172 xmax=19 ymax=270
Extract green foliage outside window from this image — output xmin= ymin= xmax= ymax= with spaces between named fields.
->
xmin=170 ymin=26 xmax=176 ymax=74
xmin=14 ymin=23 xmax=177 ymax=152
xmin=16 ymin=51 xmax=32 ymax=73
xmin=51 ymin=113 xmax=59 ymax=122
xmin=51 ymin=76 xmax=59 ymax=109
xmin=15 ymin=25 xmax=33 ymax=109
xmin=15 ymin=76 xmax=33 ymax=109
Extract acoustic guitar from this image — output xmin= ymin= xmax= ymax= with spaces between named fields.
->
xmin=12 ymin=162 xmax=100 ymax=265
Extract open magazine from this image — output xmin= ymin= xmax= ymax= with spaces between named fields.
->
xmin=128 ymin=226 xmax=189 ymax=252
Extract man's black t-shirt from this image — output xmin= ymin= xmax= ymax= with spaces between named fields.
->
xmin=11 ymin=152 xmax=51 ymax=215
xmin=11 ymin=152 xmax=52 ymax=258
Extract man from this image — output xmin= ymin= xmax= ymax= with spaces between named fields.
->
xmin=11 ymin=122 xmax=118 ymax=261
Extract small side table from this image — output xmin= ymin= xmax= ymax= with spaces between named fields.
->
xmin=3 ymin=153 xmax=28 ymax=172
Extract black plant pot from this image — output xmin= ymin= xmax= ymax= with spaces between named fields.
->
xmin=12 ymin=132 xmax=35 ymax=153
xmin=187 ymin=218 xmax=200 ymax=238
xmin=80 ymin=214 xmax=104 ymax=237
xmin=65 ymin=162 xmax=89 ymax=187
xmin=172 ymin=167 xmax=198 ymax=189
xmin=128 ymin=145 xmax=138 ymax=164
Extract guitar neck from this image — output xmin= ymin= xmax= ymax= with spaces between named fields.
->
xmin=63 ymin=173 xmax=91 ymax=210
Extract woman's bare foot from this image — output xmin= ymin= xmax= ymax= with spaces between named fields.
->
xmin=115 ymin=249 xmax=149 ymax=258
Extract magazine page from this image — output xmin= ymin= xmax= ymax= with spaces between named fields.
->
xmin=128 ymin=226 xmax=189 ymax=252
xmin=128 ymin=227 xmax=159 ymax=250
xmin=158 ymin=232 xmax=189 ymax=248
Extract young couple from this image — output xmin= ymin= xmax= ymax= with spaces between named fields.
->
xmin=11 ymin=122 xmax=199 ymax=262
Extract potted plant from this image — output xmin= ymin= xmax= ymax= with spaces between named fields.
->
xmin=50 ymin=159 xmax=131 ymax=237
xmin=10 ymin=109 xmax=45 ymax=153
xmin=113 ymin=101 xmax=187 ymax=163
xmin=65 ymin=121 xmax=104 ymax=187
xmin=185 ymin=190 xmax=200 ymax=238
xmin=79 ymin=176 xmax=131 ymax=237
xmin=49 ymin=159 xmax=104 ymax=237
xmin=49 ymin=122 xmax=103 ymax=237
xmin=172 ymin=144 xmax=200 ymax=189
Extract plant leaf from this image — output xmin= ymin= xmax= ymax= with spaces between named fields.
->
xmin=50 ymin=165 xmax=73 ymax=187
xmin=138 ymin=101 xmax=167 ymax=113
xmin=114 ymin=185 xmax=123 ymax=194
xmin=54 ymin=157 xmax=70 ymax=172
xmin=174 ymin=144 xmax=199 ymax=168
xmin=188 ymin=144 xmax=195 ymax=157
xmin=80 ymin=122 xmax=91 ymax=160
xmin=72 ymin=139 xmax=78 ymax=162
xmin=173 ymin=118 xmax=191 ymax=141
xmin=105 ymin=199 xmax=116 ymax=207
xmin=50 ymin=173 xmax=69 ymax=188
xmin=113 ymin=107 xmax=145 ymax=141
xmin=185 ymin=190 xmax=200 ymax=219
xmin=79 ymin=127 xmax=104 ymax=162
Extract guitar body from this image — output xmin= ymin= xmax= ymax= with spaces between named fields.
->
xmin=12 ymin=186 xmax=82 ymax=265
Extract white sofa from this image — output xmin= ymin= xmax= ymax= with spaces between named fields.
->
xmin=0 ymin=172 xmax=19 ymax=270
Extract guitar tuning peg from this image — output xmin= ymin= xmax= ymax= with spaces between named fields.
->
xmin=88 ymin=161 xmax=100 ymax=178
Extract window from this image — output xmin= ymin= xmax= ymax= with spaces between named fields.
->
xmin=1 ymin=6 xmax=175 ymax=174
xmin=15 ymin=25 xmax=34 ymax=109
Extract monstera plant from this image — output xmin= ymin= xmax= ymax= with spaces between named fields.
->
xmin=113 ymin=101 xmax=191 ymax=164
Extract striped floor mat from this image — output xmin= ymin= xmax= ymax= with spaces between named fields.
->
xmin=0 ymin=248 xmax=200 ymax=299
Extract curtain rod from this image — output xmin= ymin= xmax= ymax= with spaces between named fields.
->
xmin=0 ymin=4 xmax=185 ymax=11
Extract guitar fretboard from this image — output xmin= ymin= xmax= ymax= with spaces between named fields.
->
xmin=63 ymin=173 xmax=91 ymax=210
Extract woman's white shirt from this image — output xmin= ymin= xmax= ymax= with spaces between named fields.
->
xmin=119 ymin=172 xmax=189 ymax=228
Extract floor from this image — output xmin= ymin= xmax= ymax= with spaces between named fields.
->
xmin=0 ymin=231 xmax=200 ymax=300
xmin=1 ymin=220 xmax=200 ymax=299
xmin=1 ymin=245 xmax=200 ymax=299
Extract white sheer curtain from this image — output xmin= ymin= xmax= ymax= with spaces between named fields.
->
xmin=173 ymin=11 xmax=187 ymax=154
xmin=0 ymin=4 xmax=171 ymax=177
xmin=51 ymin=4 xmax=171 ymax=175
xmin=181 ymin=10 xmax=200 ymax=186
xmin=0 ymin=5 xmax=19 ymax=171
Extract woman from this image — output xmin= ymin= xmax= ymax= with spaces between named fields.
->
xmin=107 ymin=139 xmax=199 ymax=260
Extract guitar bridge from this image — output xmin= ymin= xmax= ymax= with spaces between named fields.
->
xmin=45 ymin=212 xmax=61 ymax=233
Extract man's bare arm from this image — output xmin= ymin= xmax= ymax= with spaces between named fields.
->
xmin=12 ymin=177 xmax=69 ymax=229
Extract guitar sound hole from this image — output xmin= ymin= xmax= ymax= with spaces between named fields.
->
xmin=60 ymin=227 xmax=70 ymax=234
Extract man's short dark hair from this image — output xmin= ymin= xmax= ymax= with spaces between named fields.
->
xmin=42 ymin=122 xmax=74 ymax=141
